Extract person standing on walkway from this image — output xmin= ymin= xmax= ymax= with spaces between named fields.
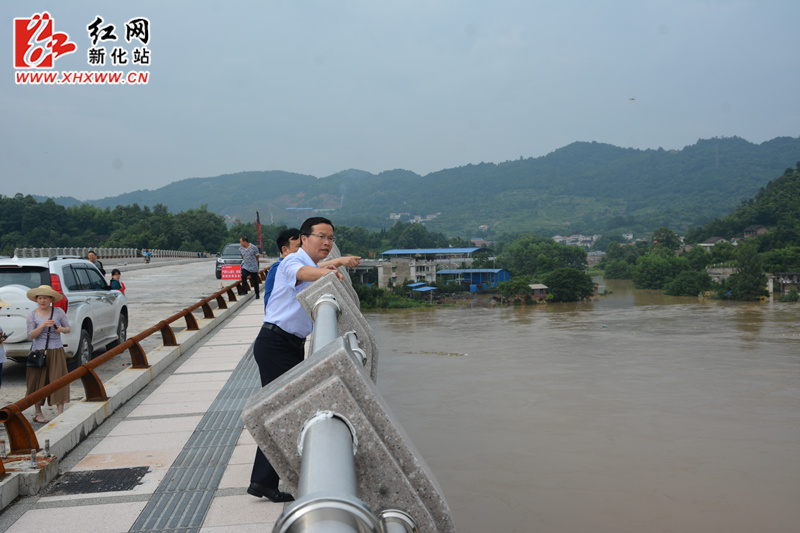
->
xmin=25 ymin=285 xmax=71 ymax=424
xmin=239 ymin=236 xmax=261 ymax=299
xmin=248 ymin=217 xmax=346 ymax=502
xmin=262 ymin=228 xmax=302 ymax=313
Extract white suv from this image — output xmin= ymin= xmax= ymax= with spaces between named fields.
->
xmin=0 ymin=255 xmax=128 ymax=371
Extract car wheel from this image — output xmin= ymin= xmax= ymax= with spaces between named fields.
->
xmin=68 ymin=329 xmax=93 ymax=372
xmin=216 ymin=268 xmax=222 ymax=279
xmin=106 ymin=314 xmax=128 ymax=351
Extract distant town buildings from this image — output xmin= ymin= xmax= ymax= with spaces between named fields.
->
xmin=743 ymin=225 xmax=769 ymax=238
xmin=377 ymin=258 xmax=437 ymax=288
xmin=699 ymin=237 xmax=730 ymax=252
xmin=388 ymin=213 xmax=440 ymax=222
xmin=773 ymin=272 xmax=799 ymax=295
xmin=551 ymin=234 xmax=602 ymax=248
xmin=586 ymin=251 xmax=606 ymax=267
xmin=377 ymin=247 xmax=489 ymax=288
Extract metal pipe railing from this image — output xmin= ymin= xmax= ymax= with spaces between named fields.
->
xmin=273 ymin=291 xmax=418 ymax=533
xmin=311 ymin=294 xmax=341 ymax=353
xmin=298 ymin=413 xmax=357 ymax=497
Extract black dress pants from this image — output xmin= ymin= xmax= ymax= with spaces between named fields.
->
xmin=241 ymin=268 xmax=260 ymax=298
xmin=250 ymin=326 xmax=305 ymax=489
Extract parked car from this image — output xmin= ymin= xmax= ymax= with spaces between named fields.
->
xmin=215 ymin=243 xmax=243 ymax=279
xmin=0 ymin=255 xmax=128 ymax=372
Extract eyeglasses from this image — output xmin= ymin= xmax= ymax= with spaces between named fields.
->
xmin=308 ymin=233 xmax=336 ymax=243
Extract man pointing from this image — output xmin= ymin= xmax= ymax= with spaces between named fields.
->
xmin=247 ymin=216 xmax=360 ymax=502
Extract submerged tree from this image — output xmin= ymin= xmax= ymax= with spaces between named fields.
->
xmin=731 ymin=243 xmax=767 ymax=301
xmin=663 ymin=270 xmax=714 ymax=297
xmin=542 ymin=268 xmax=597 ymax=302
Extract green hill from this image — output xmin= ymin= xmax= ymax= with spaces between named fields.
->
xmin=686 ymin=163 xmax=800 ymax=247
xmin=46 ymin=135 xmax=800 ymax=238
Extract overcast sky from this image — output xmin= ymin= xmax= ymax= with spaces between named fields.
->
xmin=2 ymin=0 xmax=799 ymax=201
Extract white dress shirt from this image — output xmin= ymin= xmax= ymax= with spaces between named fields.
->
xmin=263 ymin=247 xmax=316 ymax=338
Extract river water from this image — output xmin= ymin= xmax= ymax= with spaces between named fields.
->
xmin=370 ymin=279 xmax=800 ymax=533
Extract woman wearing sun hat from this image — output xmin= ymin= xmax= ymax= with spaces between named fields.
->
xmin=0 ymin=297 xmax=10 ymax=389
xmin=25 ymin=285 xmax=71 ymax=424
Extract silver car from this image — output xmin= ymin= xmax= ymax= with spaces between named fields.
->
xmin=0 ymin=255 xmax=128 ymax=371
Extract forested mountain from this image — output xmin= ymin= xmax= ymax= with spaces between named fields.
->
xmin=686 ymin=163 xmax=800 ymax=249
xmin=37 ymin=136 xmax=800 ymax=238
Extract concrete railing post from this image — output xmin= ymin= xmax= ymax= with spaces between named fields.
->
xmin=243 ymin=271 xmax=455 ymax=533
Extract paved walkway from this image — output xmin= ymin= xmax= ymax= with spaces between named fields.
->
xmin=0 ymin=299 xmax=287 ymax=533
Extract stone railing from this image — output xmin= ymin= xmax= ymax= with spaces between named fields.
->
xmin=11 ymin=247 xmax=203 ymax=259
xmin=241 ymin=245 xmax=455 ymax=533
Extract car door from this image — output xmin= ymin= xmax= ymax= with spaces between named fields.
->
xmin=68 ymin=265 xmax=116 ymax=341
xmin=81 ymin=265 xmax=120 ymax=340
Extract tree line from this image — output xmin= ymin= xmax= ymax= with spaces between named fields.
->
xmin=598 ymin=163 xmax=800 ymax=301
xmin=0 ymin=196 xmax=470 ymax=258
xmin=0 ymin=195 xmax=231 ymax=255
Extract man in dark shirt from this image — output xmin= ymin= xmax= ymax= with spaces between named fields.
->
xmin=87 ymin=250 xmax=106 ymax=276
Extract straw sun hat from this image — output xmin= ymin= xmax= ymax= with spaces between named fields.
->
xmin=26 ymin=285 xmax=64 ymax=302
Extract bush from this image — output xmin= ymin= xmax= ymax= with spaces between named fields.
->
xmin=603 ymin=258 xmax=633 ymax=279
xmin=663 ymin=270 xmax=714 ymax=296
xmin=632 ymin=251 xmax=690 ymax=290
xmin=353 ymin=282 xmax=430 ymax=309
xmin=779 ymin=287 xmax=799 ymax=302
xmin=542 ymin=268 xmax=597 ymax=302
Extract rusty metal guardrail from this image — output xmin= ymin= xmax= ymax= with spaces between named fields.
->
xmin=0 ymin=266 xmax=269 ymax=473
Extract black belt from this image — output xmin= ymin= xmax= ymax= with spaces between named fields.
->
xmin=262 ymin=322 xmax=305 ymax=346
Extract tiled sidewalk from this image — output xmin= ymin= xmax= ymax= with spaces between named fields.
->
xmin=2 ymin=299 xmax=287 ymax=533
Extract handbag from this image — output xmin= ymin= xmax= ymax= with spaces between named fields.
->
xmin=26 ymin=308 xmax=54 ymax=368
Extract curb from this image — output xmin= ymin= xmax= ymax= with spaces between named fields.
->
xmin=0 ymin=291 xmax=254 ymax=509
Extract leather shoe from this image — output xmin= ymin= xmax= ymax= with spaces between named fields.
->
xmin=247 ymin=482 xmax=294 ymax=502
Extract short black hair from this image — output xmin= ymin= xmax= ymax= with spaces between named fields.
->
xmin=111 ymin=269 xmax=121 ymax=276
xmin=300 ymin=217 xmax=334 ymax=236
xmin=276 ymin=228 xmax=301 ymax=251
xmin=240 ymin=236 xmax=249 ymax=243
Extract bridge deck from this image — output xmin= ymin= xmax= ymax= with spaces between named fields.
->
xmin=1 ymin=298 xmax=288 ymax=533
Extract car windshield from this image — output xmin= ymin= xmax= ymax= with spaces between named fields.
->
xmin=222 ymin=244 xmax=240 ymax=256
xmin=0 ymin=266 xmax=49 ymax=289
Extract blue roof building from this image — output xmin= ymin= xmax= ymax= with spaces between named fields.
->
xmin=437 ymin=268 xmax=510 ymax=292
xmin=381 ymin=248 xmax=489 ymax=260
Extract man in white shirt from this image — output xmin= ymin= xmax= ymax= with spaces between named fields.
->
xmin=247 ymin=216 xmax=359 ymax=502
